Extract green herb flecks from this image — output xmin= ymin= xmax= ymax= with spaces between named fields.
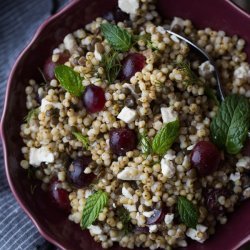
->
xmin=117 ymin=207 xmax=134 ymax=234
xmin=139 ymin=133 xmax=151 ymax=155
xmin=152 ymin=119 xmax=180 ymax=156
xmin=55 ymin=65 xmax=85 ymax=97
xmin=81 ymin=190 xmax=108 ymax=229
xmin=24 ymin=108 xmax=40 ymax=123
xmin=175 ymin=61 xmax=200 ymax=85
xmin=177 ymin=196 xmax=198 ymax=228
xmin=100 ymin=23 xmax=133 ymax=52
xmin=72 ymin=132 xmax=89 ymax=149
xmin=102 ymin=51 xmax=121 ymax=84
xmin=210 ymin=94 xmax=250 ymax=154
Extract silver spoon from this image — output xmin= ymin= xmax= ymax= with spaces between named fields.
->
xmin=165 ymin=30 xmax=225 ymax=101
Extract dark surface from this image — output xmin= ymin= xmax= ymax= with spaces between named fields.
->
xmin=0 ymin=0 xmax=250 ymax=250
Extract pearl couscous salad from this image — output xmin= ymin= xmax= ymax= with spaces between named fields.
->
xmin=20 ymin=0 xmax=250 ymax=249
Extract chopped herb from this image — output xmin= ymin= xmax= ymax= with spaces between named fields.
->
xmin=175 ymin=61 xmax=200 ymax=85
xmin=117 ymin=207 xmax=134 ymax=234
xmin=139 ymin=133 xmax=151 ymax=155
xmin=210 ymin=94 xmax=250 ymax=154
xmin=72 ymin=132 xmax=89 ymax=149
xmin=152 ymin=119 xmax=180 ymax=156
xmin=24 ymin=108 xmax=40 ymax=123
xmin=204 ymin=86 xmax=220 ymax=106
xmin=177 ymin=196 xmax=198 ymax=228
xmin=100 ymin=23 xmax=133 ymax=52
xmin=81 ymin=190 xmax=108 ymax=229
xmin=102 ymin=51 xmax=121 ymax=84
xmin=55 ymin=65 xmax=85 ymax=97
xmin=139 ymin=34 xmax=158 ymax=51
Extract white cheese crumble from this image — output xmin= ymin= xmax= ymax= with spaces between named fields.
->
xmin=236 ymin=156 xmax=250 ymax=169
xmin=118 ymin=0 xmax=139 ymax=15
xmin=40 ymin=98 xmax=62 ymax=113
xmin=64 ymin=34 xmax=78 ymax=52
xmin=122 ymin=186 xmax=133 ymax=199
xmin=156 ymin=26 xmax=166 ymax=35
xmin=160 ymin=107 xmax=178 ymax=123
xmin=85 ymin=190 xmax=93 ymax=199
xmin=148 ymin=224 xmax=157 ymax=233
xmin=29 ymin=147 xmax=54 ymax=167
xmin=243 ymin=187 xmax=250 ymax=199
xmin=143 ymin=211 xmax=154 ymax=218
xmin=164 ymin=213 xmax=174 ymax=224
xmin=170 ymin=17 xmax=185 ymax=30
xmin=117 ymin=106 xmax=137 ymax=123
xmin=88 ymin=225 xmax=102 ymax=235
xmin=123 ymin=204 xmax=137 ymax=212
xmin=187 ymin=144 xmax=195 ymax=151
xmin=94 ymin=49 xmax=102 ymax=61
xmin=198 ymin=61 xmax=215 ymax=77
xmin=229 ymin=172 xmax=241 ymax=182
xmin=161 ymin=158 xmax=175 ymax=178
xmin=234 ymin=64 xmax=250 ymax=80
xmin=186 ymin=224 xmax=208 ymax=243
xmin=117 ymin=166 xmax=142 ymax=181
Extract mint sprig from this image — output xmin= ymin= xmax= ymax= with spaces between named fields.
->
xmin=100 ymin=23 xmax=133 ymax=52
xmin=152 ymin=119 xmax=180 ymax=156
xmin=55 ymin=65 xmax=85 ymax=97
xmin=210 ymin=94 xmax=250 ymax=154
xmin=72 ymin=132 xmax=89 ymax=149
xmin=81 ymin=190 xmax=108 ymax=229
xmin=177 ymin=196 xmax=198 ymax=228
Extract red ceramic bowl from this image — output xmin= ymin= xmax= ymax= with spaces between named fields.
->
xmin=1 ymin=0 xmax=250 ymax=249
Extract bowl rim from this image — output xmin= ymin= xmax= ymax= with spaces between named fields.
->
xmin=1 ymin=0 xmax=249 ymax=249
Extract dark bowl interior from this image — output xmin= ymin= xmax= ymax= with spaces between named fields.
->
xmin=1 ymin=0 xmax=250 ymax=250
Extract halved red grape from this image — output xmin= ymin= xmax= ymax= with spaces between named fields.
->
xmin=43 ymin=53 xmax=69 ymax=81
xmin=109 ymin=128 xmax=137 ymax=156
xmin=49 ymin=180 xmax=71 ymax=211
xmin=67 ymin=157 xmax=95 ymax=188
xmin=120 ymin=53 xmax=146 ymax=81
xmin=146 ymin=208 xmax=167 ymax=225
xmin=82 ymin=84 xmax=106 ymax=113
xmin=190 ymin=141 xmax=221 ymax=176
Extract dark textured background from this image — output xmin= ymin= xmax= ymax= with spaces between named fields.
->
xmin=0 ymin=0 xmax=249 ymax=249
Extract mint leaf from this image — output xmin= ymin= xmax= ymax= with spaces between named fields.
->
xmin=152 ymin=120 xmax=180 ymax=156
xmin=72 ymin=132 xmax=89 ymax=149
xmin=102 ymin=51 xmax=121 ymax=84
xmin=55 ymin=65 xmax=85 ymax=97
xmin=100 ymin=23 xmax=132 ymax=52
xmin=210 ymin=94 xmax=250 ymax=154
xmin=139 ymin=133 xmax=151 ymax=155
xmin=81 ymin=190 xmax=108 ymax=229
xmin=178 ymin=196 xmax=198 ymax=228
xmin=24 ymin=108 xmax=40 ymax=123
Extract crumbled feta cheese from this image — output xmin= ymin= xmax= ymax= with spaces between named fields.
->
xmin=187 ymin=144 xmax=195 ymax=151
xmin=118 ymin=0 xmax=139 ymax=15
xmin=29 ymin=147 xmax=54 ymax=167
xmin=234 ymin=64 xmax=250 ymax=80
xmin=88 ymin=225 xmax=102 ymax=235
xmin=117 ymin=166 xmax=142 ymax=181
xmin=164 ymin=213 xmax=174 ymax=224
xmin=243 ymin=187 xmax=250 ymax=198
xmin=186 ymin=224 xmax=208 ymax=243
xmin=123 ymin=204 xmax=137 ymax=212
xmin=161 ymin=158 xmax=175 ymax=178
xmin=170 ymin=17 xmax=185 ymax=30
xmin=148 ymin=224 xmax=157 ymax=233
xmin=64 ymin=34 xmax=78 ymax=52
xmin=161 ymin=107 xmax=178 ymax=123
xmin=199 ymin=61 xmax=214 ymax=77
xmin=143 ymin=211 xmax=154 ymax=218
xmin=117 ymin=106 xmax=137 ymax=123
xmin=170 ymin=34 xmax=180 ymax=43
xmin=94 ymin=49 xmax=102 ymax=61
xmin=236 ymin=156 xmax=250 ymax=169
xmin=40 ymin=98 xmax=62 ymax=113
xmin=229 ymin=172 xmax=241 ymax=182
xmin=177 ymin=240 xmax=188 ymax=247
xmin=163 ymin=149 xmax=176 ymax=161
xmin=122 ymin=186 xmax=133 ymax=199
xmin=85 ymin=190 xmax=93 ymax=199
xmin=156 ymin=26 xmax=166 ymax=35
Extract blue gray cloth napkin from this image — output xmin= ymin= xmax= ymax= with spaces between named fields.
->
xmin=0 ymin=1 xmax=66 ymax=249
